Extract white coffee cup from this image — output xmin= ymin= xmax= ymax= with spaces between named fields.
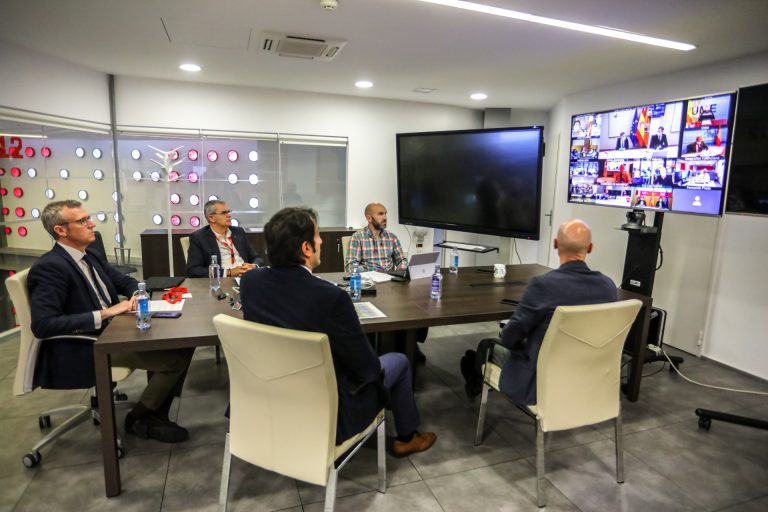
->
xmin=493 ymin=264 xmax=506 ymax=278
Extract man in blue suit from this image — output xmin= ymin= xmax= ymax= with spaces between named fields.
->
xmin=461 ymin=219 xmax=617 ymax=404
xmin=186 ymin=199 xmax=264 ymax=278
xmin=28 ymin=200 xmax=193 ymax=443
xmin=239 ymin=207 xmax=436 ymax=456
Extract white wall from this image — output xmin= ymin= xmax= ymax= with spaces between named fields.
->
xmin=0 ymin=41 xmax=110 ymax=122
xmin=115 ymin=76 xmax=483 ymax=248
xmin=547 ymin=51 xmax=768 ymax=378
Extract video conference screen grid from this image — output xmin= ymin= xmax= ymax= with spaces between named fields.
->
xmin=567 ymin=93 xmax=735 ymax=216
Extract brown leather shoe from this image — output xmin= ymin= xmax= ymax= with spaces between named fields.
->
xmin=392 ymin=431 xmax=437 ymax=457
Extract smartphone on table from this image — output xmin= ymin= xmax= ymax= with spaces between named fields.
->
xmin=151 ymin=312 xmax=182 ymax=318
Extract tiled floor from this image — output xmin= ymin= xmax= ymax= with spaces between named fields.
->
xmin=1 ymin=323 xmax=767 ymax=512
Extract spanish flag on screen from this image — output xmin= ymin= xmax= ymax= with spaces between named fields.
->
xmin=636 ymin=108 xmax=650 ymax=148
xmin=715 ymin=127 xmax=722 ymax=146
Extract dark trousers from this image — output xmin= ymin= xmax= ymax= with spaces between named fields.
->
xmin=380 ymin=352 xmax=420 ymax=436
xmin=112 ymin=348 xmax=194 ymax=411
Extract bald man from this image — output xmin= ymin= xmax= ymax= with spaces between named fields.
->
xmin=345 ymin=203 xmax=407 ymax=272
xmin=461 ymin=219 xmax=618 ymax=404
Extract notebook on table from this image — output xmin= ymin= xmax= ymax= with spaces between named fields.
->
xmin=145 ymin=276 xmax=186 ymax=292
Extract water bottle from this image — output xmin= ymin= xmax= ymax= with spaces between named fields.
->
xmin=209 ymin=255 xmax=221 ymax=294
xmin=430 ymin=264 xmax=443 ymax=301
xmin=349 ymin=265 xmax=362 ymax=302
xmin=135 ymin=282 xmax=151 ymax=331
xmin=449 ymin=247 xmax=459 ymax=274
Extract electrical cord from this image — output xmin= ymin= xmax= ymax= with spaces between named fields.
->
xmin=662 ymin=348 xmax=768 ymax=396
xmin=512 ymin=238 xmax=522 ymax=264
xmin=403 ymin=225 xmax=413 ymax=256
xmin=656 ymin=244 xmax=664 ymax=271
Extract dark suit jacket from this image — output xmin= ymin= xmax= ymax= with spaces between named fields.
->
xmin=498 ymin=260 xmax=617 ymax=405
xmin=687 ymin=141 xmax=708 ymax=153
xmin=649 ymin=134 xmax=668 ymax=149
xmin=28 ymin=243 xmax=139 ymax=388
xmin=240 ymin=265 xmax=384 ymax=444
xmin=186 ymin=225 xmax=263 ymax=277
xmin=615 ymin=137 xmax=631 ymax=150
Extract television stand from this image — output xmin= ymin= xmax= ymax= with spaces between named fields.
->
xmin=434 ymin=241 xmax=499 ymax=254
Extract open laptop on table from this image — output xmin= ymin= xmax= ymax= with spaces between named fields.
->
xmin=386 ymin=251 xmax=440 ymax=281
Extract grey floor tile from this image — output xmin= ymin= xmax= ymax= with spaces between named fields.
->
xmin=163 ymin=442 xmax=302 ymax=512
xmin=541 ymin=439 xmax=703 ymax=512
xmin=0 ymin=416 xmax=53 ymax=478
xmin=717 ymin=494 xmax=768 ymax=512
xmin=0 ymin=335 xmax=19 ymax=380
xmin=624 ymin=417 xmax=768 ymax=510
xmin=427 ymin=458 xmax=580 ymax=511
xmin=296 ymin=441 xmax=422 ymax=505
xmin=303 ymin=481 xmax=443 ymax=512
xmin=0 ymin=375 xmax=89 ymax=420
xmin=0 ymin=470 xmax=34 ymax=511
xmin=13 ymin=451 xmax=170 ymax=512
xmin=182 ymin=355 xmax=230 ymax=397
xmin=174 ymin=388 xmax=229 ymax=448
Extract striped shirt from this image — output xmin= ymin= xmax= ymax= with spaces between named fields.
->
xmin=345 ymin=226 xmax=407 ymax=272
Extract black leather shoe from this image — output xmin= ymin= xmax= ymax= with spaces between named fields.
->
xmin=415 ymin=346 xmax=427 ymax=365
xmin=460 ymin=350 xmax=482 ymax=399
xmin=125 ymin=411 xmax=189 ymax=443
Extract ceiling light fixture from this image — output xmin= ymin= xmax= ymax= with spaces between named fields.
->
xmin=471 ymin=92 xmax=488 ymax=100
xmin=179 ymin=63 xmax=202 ymax=72
xmin=418 ymin=0 xmax=696 ymax=51
xmin=355 ymin=80 xmax=374 ymax=88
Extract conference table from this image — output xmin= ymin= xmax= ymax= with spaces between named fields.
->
xmin=93 ymin=264 xmax=650 ymax=497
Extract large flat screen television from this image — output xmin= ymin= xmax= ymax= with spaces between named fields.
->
xmin=396 ymin=126 xmax=544 ymax=239
xmin=567 ymin=93 xmax=736 ymax=216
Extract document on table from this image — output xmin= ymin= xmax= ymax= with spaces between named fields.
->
xmin=149 ymin=300 xmax=185 ymax=312
xmin=353 ymin=301 xmax=387 ymax=320
xmin=361 ymin=271 xmax=393 ymax=283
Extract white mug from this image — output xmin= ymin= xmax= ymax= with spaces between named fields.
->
xmin=493 ymin=264 xmax=506 ymax=278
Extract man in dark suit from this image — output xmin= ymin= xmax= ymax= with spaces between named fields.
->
xmin=615 ymin=132 xmax=632 ymax=150
xmin=28 ymin=200 xmax=193 ymax=443
xmin=186 ymin=199 xmax=264 ymax=278
xmin=687 ymin=136 xmax=709 ymax=154
xmin=649 ymin=127 xmax=668 ymax=149
xmin=461 ymin=219 xmax=617 ymax=404
xmin=240 ymin=207 xmax=436 ymax=456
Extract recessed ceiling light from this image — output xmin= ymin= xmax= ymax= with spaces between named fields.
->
xmin=418 ymin=0 xmax=696 ymax=51
xmin=355 ymin=80 xmax=374 ymax=88
xmin=180 ymin=63 xmax=201 ymax=72
xmin=471 ymin=92 xmax=488 ymax=101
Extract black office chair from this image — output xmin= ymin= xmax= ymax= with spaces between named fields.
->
xmin=92 ymin=231 xmax=138 ymax=275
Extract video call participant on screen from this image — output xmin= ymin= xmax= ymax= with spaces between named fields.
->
xmin=686 ymin=136 xmax=709 ymax=154
xmin=460 ymin=219 xmax=618 ymax=403
xmin=239 ymin=207 xmax=437 ymax=456
xmin=345 ymin=203 xmax=407 ymax=272
xmin=28 ymin=200 xmax=194 ymax=443
xmin=649 ymin=127 xmax=668 ymax=149
xmin=615 ymin=132 xmax=632 ymax=150
xmin=186 ymin=199 xmax=264 ymax=278
xmin=572 ymin=119 xmax=586 ymax=138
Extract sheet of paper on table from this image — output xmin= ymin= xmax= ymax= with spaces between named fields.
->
xmin=353 ymin=301 xmax=387 ymax=320
xmin=149 ymin=299 xmax=185 ymax=312
xmin=361 ymin=271 xmax=393 ymax=283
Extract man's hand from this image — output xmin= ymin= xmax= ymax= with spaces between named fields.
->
xmin=227 ymin=264 xmax=256 ymax=278
xmin=100 ymin=298 xmax=135 ymax=321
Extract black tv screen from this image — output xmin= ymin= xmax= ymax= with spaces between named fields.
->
xmin=726 ymin=83 xmax=768 ymax=215
xmin=396 ymin=127 xmax=544 ymax=239
xmin=567 ymin=93 xmax=735 ymax=216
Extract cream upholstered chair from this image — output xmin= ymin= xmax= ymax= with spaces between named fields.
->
xmin=341 ymin=235 xmax=352 ymax=270
xmin=179 ymin=236 xmax=191 ymax=264
xmin=474 ymin=299 xmax=642 ymax=507
xmin=212 ymin=314 xmax=386 ymax=512
xmin=6 ymin=268 xmax=133 ymax=468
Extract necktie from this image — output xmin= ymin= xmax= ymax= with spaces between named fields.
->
xmin=83 ymin=255 xmax=112 ymax=307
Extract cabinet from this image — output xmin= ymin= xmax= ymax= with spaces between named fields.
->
xmin=140 ymin=227 xmax=354 ymax=277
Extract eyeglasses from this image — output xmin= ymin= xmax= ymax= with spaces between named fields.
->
xmin=211 ymin=210 xmax=231 ymax=216
xmin=62 ymin=215 xmax=92 ymax=226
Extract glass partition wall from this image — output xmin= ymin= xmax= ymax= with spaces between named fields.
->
xmin=0 ymin=114 xmax=348 ymax=331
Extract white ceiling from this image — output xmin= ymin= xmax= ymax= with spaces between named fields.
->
xmin=2 ymin=0 xmax=768 ymax=109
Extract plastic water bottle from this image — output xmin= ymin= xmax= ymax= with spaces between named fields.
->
xmin=430 ymin=264 xmax=443 ymax=301
xmin=209 ymin=255 xmax=221 ymax=294
xmin=449 ymin=248 xmax=459 ymax=274
xmin=349 ymin=265 xmax=362 ymax=302
xmin=135 ymin=282 xmax=151 ymax=331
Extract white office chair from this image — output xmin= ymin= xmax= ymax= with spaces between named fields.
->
xmin=474 ymin=299 xmax=642 ymax=507
xmin=341 ymin=235 xmax=351 ymax=271
xmin=179 ymin=236 xmax=190 ymax=264
xmin=212 ymin=314 xmax=386 ymax=512
xmin=6 ymin=268 xmax=134 ymax=468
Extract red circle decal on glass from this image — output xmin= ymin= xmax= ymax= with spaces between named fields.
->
xmin=190 ymin=216 xmax=201 ymax=228
xmin=207 ymin=150 xmax=218 ymax=162
xmin=188 ymin=149 xmax=198 ymax=161
xmin=171 ymin=215 xmax=182 ymax=226
xmin=188 ymin=172 xmax=199 ymax=183
xmin=0 ymin=188 xmax=7 ymax=196
xmin=13 ymin=187 xmax=23 ymax=198
xmin=25 ymin=147 xmax=35 ymax=157
xmin=169 ymin=170 xmax=180 ymax=182
xmin=4 ymin=227 xmax=11 ymax=235
xmin=18 ymin=227 xmax=28 ymax=237
xmin=227 ymin=150 xmax=238 ymax=162
xmin=15 ymin=207 xmax=25 ymax=217
xmin=41 ymin=147 xmax=52 ymax=158
xmin=1 ymin=207 xmax=8 ymax=215
xmin=10 ymin=167 xmax=21 ymax=177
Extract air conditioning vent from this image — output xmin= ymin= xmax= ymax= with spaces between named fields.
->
xmin=260 ymin=31 xmax=346 ymax=61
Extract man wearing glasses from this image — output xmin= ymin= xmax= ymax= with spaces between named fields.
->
xmin=27 ymin=200 xmax=194 ymax=443
xmin=186 ymin=199 xmax=264 ymax=278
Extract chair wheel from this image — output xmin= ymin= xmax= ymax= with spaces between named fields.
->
xmin=22 ymin=451 xmax=41 ymax=468
xmin=38 ymin=415 xmax=51 ymax=430
xmin=115 ymin=392 xmax=128 ymax=402
xmin=698 ymin=417 xmax=711 ymax=430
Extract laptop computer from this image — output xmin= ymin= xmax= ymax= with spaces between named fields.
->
xmin=145 ymin=276 xmax=186 ymax=292
xmin=386 ymin=251 xmax=440 ymax=281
